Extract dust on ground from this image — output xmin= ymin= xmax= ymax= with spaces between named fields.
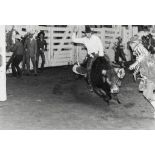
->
xmin=0 ymin=66 xmax=155 ymax=129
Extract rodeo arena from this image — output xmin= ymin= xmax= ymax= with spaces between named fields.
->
xmin=1 ymin=25 xmax=155 ymax=129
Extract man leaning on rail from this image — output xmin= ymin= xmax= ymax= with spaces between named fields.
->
xmin=72 ymin=25 xmax=105 ymax=92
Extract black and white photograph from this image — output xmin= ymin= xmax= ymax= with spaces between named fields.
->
xmin=1 ymin=1 xmax=155 ymax=155
xmin=1 ymin=25 xmax=155 ymax=129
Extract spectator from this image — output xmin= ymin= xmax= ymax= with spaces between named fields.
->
xmin=20 ymin=33 xmax=31 ymax=75
xmin=10 ymin=35 xmax=24 ymax=77
xmin=127 ymin=41 xmax=135 ymax=62
xmin=147 ymin=34 xmax=155 ymax=55
xmin=113 ymin=37 xmax=126 ymax=66
xmin=36 ymin=31 xmax=47 ymax=72
xmin=24 ymin=31 xmax=37 ymax=76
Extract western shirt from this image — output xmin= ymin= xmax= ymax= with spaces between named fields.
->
xmin=72 ymin=33 xmax=104 ymax=57
xmin=37 ymin=39 xmax=47 ymax=52
xmin=24 ymin=37 xmax=37 ymax=57
xmin=10 ymin=41 xmax=24 ymax=56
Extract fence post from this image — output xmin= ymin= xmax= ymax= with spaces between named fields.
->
xmin=0 ymin=25 xmax=7 ymax=101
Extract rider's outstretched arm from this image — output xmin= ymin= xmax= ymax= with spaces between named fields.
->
xmin=72 ymin=32 xmax=85 ymax=44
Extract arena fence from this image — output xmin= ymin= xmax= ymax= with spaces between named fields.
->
xmin=5 ymin=25 xmax=50 ymax=73
xmin=50 ymin=26 xmax=74 ymax=66
xmin=5 ymin=25 xmax=138 ymax=73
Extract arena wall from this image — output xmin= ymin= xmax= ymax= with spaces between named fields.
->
xmin=5 ymin=25 xmax=138 ymax=72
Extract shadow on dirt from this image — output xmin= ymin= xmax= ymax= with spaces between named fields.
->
xmin=124 ymin=102 xmax=136 ymax=108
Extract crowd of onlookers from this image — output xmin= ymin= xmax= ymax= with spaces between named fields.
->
xmin=112 ymin=31 xmax=155 ymax=68
xmin=6 ymin=30 xmax=47 ymax=78
xmin=6 ymin=26 xmax=155 ymax=78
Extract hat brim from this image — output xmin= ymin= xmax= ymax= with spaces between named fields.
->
xmin=82 ymin=31 xmax=95 ymax=33
xmin=116 ymin=37 xmax=122 ymax=40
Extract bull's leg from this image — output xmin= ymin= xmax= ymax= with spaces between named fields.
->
xmin=104 ymin=98 xmax=110 ymax=105
xmin=104 ymin=96 xmax=111 ymax=105
xmin=116 ymin=96 xmax=121 ymax=104
xmin=93 ymin=88 xmax=111 ymax=105
xmin=111 ymin=94 xmax=121 ymax=104
xmin=103 ymin=92 xmax=112 ymax=105
xmin=85 ymin=76 xmax=94 ymax=92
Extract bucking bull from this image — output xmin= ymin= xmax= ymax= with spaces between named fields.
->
xmin=72 ymin=55 xmax=125 ymax=104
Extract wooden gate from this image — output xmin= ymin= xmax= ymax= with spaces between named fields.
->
xmin=5 ymin=25 xmax=51 ymax=72
xmin=50 ymin=26 xmax=74 ymax=66
xmin=5 ymin=25 xmax=138 ymax=71
xmin=49 ymin=25 xmax=138 ymax=65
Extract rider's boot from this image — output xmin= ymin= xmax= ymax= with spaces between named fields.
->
xmin=88 ymin=84 xmax=93 ymax=92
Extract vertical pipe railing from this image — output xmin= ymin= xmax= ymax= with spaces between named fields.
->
xmin=0 ymin=25 xmax=7 ymax=101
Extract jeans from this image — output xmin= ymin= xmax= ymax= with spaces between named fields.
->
xmin=86 ymin=56 xmax=98 ymax=87
xmin=115 ymin=49 xmax=126 ymax=63
xmin=36 ymin=51 xmax=45 ymax=71
xmin=11 ymin=55 xmax=23 ymax=77
xmin=22 ymin=51 xmax=37 ymax=74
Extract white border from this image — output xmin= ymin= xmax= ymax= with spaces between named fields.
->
xmin=0 ymin=0 xmax=155 ymax=24
xmin=1 ymin=0 xmax=155 ymax=155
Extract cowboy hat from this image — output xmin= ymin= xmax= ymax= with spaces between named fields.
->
xmin=38 ymin=31 xmax=45 ymax=37
xmin=82 ymin=25 xmax=93 ymax=33
xmin=116 ymin=36 xmax=122 ymax=40
xmin=28 ymin=29 xmax=37 ymax=35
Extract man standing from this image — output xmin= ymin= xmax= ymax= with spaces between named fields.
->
xmin=36 ymin=31 xmax=47 ymax=72
xmin=147 ymin=34 xmax=155 ymax=55
xmin=21 ymin=33 xmax=30 ymax=74
xmin=72 ymin=25 xmax=104 ymax=91
xmin=113 ymin=37 xmax=126 ymax=66
xmin=24 ymin=31 xmax=37 ymax=76
xmin=10 ymin=34 xmax=24 ymax=77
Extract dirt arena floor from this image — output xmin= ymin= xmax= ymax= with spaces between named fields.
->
xmin=1 ymin=66 xmax=155 ymax=129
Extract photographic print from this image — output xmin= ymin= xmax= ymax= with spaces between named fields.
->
xmin=1 ymin=25 xmax=155 ymax=129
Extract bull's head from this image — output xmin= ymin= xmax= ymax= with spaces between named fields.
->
xmin=102 ymin=67 xmax=125 ymax=94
